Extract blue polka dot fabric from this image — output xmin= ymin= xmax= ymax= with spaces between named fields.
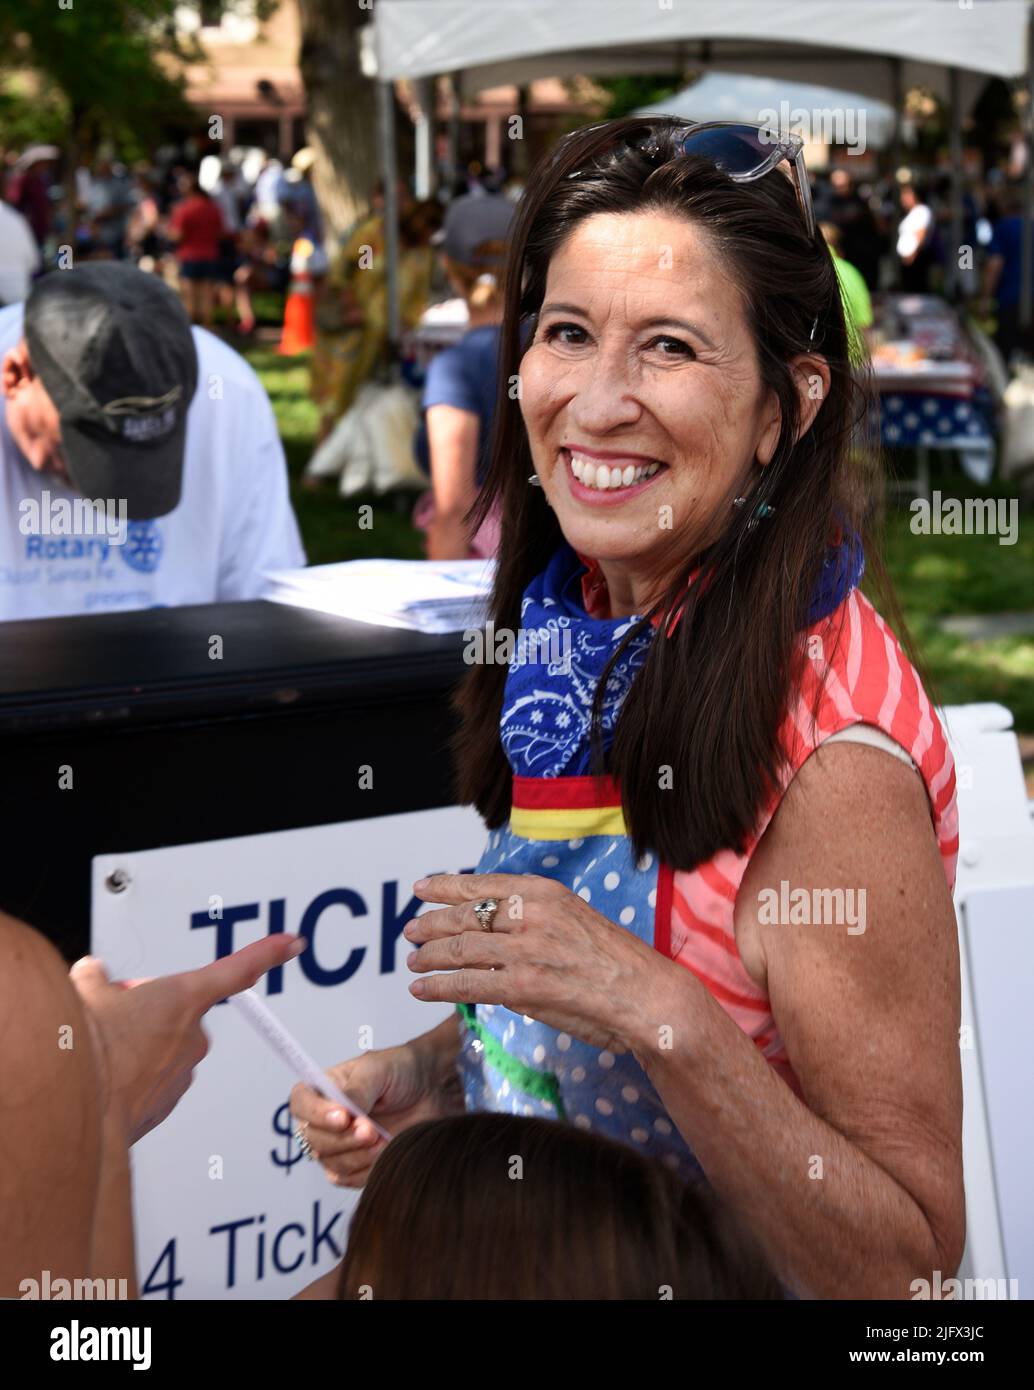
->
xmin=458 ymin=824 xmax=704 ymax=1184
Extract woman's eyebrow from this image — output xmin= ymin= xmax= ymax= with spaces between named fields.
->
xmin=539 ymin=301 xmax=590 ymax=320
xmin=539 ymin=303 xmax=716 ymax=350
xmin=639 ymin=315 xmax=717 ymax=350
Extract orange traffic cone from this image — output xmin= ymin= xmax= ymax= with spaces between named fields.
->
xmin=278 ymin=237 xmax=317 ymax=355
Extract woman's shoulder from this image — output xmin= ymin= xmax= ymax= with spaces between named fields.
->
xmin=796 ymin=589 xmax=934 ymax=731
xmin=779 ymin=588 xmax=958 ymax=879
xmin=424 ymin=327 xmax=499 ymax=406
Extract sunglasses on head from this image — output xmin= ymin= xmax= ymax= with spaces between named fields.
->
xmin=563 ymin=120 xmax=816 ymax=242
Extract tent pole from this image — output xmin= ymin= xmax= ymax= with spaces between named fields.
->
xmin=948 ymin=67 xmax=964 ymax=303
xmin=889 ymin=56 xmax=903 ymax=180
xmin=447 ymin=73 xmax=462 ymax=191
xmin=1022 ymin=5 xmax=1034 ymax=333
xmin=413 ymin=76 xmax=435 ymax=200
xmin=377 ymin=79 xmax=402 ymax=351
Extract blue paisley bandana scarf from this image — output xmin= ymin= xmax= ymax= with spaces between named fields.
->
xmin=500 ymin=534 xmax=865 ymax=780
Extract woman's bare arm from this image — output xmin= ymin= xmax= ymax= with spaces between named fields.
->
xmin=426 ymin=404 xmax=480 ymax=560
xmin=633 ymin=742 xmax=964 ymax=1298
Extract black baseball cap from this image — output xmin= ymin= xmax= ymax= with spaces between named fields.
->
xmin=24 ymin=263 xmax=199 ymax=519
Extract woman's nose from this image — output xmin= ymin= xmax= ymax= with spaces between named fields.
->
xmin=566 ymin=348 xmax=643 ymax=433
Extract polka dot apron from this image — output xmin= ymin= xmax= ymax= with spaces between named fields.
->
xmin=459 ymin=775 xmax=700 ymax=1179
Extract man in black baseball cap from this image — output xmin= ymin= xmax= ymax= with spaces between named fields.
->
xmin=7 ymin=262 xmax=199 ymax=519
xmin=0 ymin=259 xmax=305 ymax=621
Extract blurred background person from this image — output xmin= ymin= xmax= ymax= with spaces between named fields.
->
xmin=813 ymin=167 xmax=882 ymax=291
xmin=412 ymin=192 xmax=513 ymax=559
xmin=253 ymin=151 xmax=288 ymax=224
xmin=309 ymin=179 xmax=438 ymax=449
xmin=207 ymin=156 xmax=244 ymax=237
xmin=207 ymin=158 xmax=245 ymax=324
xmin=4 ymin=145 xmax=56 ymax=250
xmin=232 ymin=215 xmax=290 ymax=337
xmin=81 ymin=155 xmax=131 ymax=260
xmin=125 ymin=167 xmax=164 ymax=273
xmin=283 ymin=146 xmax=323 ymax=242
xmin=0 ymin=197 xmax=41 ymax=306
xmin=896 ymin=179 xmax=936 ymax=293
xmin=982 ymin=183 xmax=1033 ymax=367
xmin=819 ymin=220 xmax=873 ymax=364
xmin=168 ymin=169 xmax=226 ymax=328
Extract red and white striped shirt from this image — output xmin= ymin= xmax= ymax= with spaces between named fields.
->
xmin=581 ymin=568 xmax=959 ymax=1097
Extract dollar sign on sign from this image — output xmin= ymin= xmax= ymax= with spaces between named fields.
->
xmin=271 ymin=1100 xmax=305 ymax=1172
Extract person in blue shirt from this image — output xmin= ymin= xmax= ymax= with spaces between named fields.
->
xmin=413 ymin=193 xmax=514 ymax=558
xmin=983 ymin=186 xmax=1034 ymax=366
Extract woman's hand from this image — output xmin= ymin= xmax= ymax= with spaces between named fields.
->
xmin=405 ymin=873 xmax=671 ymax=1055
xmin=289 ymin=1018 xmax=465 ymax=1189
xmin=70 ymin=934 xmax=306 ymax=1147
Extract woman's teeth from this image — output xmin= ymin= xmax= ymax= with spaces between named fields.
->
xmin=569 ymin=453 xmax=661 ymax=490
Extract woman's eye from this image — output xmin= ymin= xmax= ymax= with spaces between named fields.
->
xmin=647 ymin=335 xmax=694 ymax=358
xmin=542 ymin=322 xmax=588 ymax=346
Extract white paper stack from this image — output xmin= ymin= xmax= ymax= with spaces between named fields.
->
xmin=264 ymin=558 xmax=494 ymax=634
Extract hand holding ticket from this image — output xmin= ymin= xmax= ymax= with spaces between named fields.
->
xmin=230 ymin=989 xmax=392 ymax=1142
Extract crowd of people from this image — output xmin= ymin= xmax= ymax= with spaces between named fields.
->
xmin=809 ymin=162 xmax=1034 ymax=364
xmin=1 ymin=139 xmax=1031 ymax=588
xmin=0 ymin=144 xmax=322 ymax=333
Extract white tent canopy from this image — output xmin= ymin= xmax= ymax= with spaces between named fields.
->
xmin=633 ymin=72 xmax=898 ymax=149
xmin=366 ymin=0 xmax=1034 ymax=340
xmin=370 ymin=0 xmax=1030 ymax=96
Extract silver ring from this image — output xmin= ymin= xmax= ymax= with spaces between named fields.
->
xmin=295 ymin=1124 xmax=315 ymax=1159
xmin=473 ymin=898 xmax=499 ymax=931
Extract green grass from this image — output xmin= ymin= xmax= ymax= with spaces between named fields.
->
xmin=242 ymin=331 xmax=1034 ymax=733
xmin=242 ymin=342 xmax=424 ymax=567
xmin=875 ymin=474 xmax=1034 ymax=733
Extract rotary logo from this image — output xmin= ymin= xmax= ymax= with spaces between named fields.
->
xmin=119 ymin=520 xmax=163 ymax=573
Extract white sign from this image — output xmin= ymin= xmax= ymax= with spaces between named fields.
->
xmin=91 ymin=805 xmax=488 ymax=1300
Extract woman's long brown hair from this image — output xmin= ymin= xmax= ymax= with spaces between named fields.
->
xmin=339 ymin=1113 xmax=784 ymax=1299
xmin=453 ymin=116 xmax=905 ymax=870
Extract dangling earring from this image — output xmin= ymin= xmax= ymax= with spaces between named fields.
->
xmin=732 ymin=489 xmax=776 ymax=527
xmin=528 ymin=472 xmax=552 ymax=508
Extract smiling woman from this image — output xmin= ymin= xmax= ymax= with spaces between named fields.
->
xmin=292 ymin=117 xmax=964 ymax=1302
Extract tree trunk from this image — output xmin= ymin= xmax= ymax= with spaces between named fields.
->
xmin=297 ymin=0 xmax=388 ymax=246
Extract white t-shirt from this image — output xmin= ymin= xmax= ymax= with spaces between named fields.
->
xmin=0 ymin=203 xmax=41 ymax=306
xmin=896 ymin=204 xmax=933 ymax=260
xmin=0 ymin=305 xmax=306 ymax=620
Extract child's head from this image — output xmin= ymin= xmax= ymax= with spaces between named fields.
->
xmin=434 ymin=193 xmax=513 ymax=313
xmin=338 ymin=1112 xmax=783 ymax=1299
